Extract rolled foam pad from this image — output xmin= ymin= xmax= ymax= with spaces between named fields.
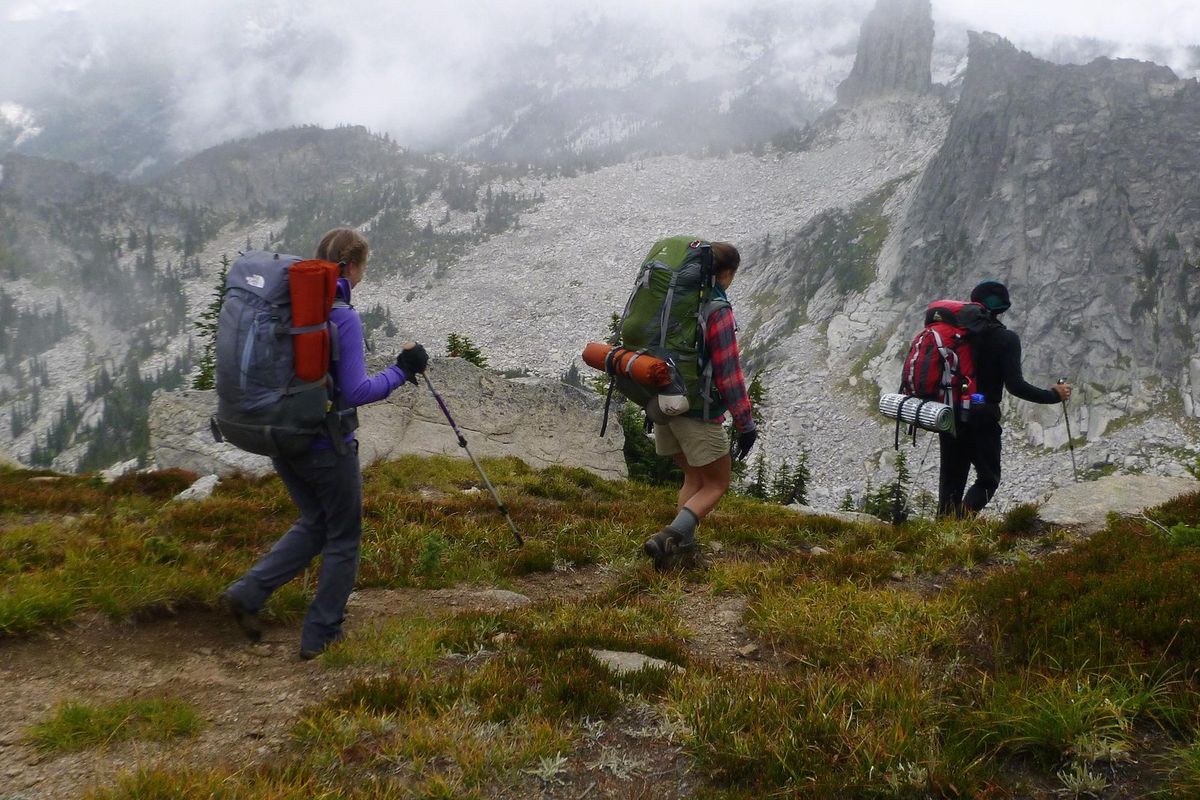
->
xmin=581 ymin=342 xmax=672 ymax=388
xmin=290 ymin=260 xmax=340 ymax=382
xmin=878 ymin=393 xmax=954 ymax=432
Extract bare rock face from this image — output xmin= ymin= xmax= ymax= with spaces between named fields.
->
xmin=149 ymin=357 xmax=626 ymax=480
xmin=895 ymin=33 xmax=1200 ymax=435
xmin=1038 ymin=474 xmax=1200 ymax=533
xmin=836 ymin=0 xmax=934 ymax=104
xmin=0 ymin=447 xmax=18 ymax=468
xmin=149 ymin=390 xmax=273 ymax=476
xmin=787 ymin=503 xmax=885 ymax=526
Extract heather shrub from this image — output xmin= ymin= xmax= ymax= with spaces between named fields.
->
xmin=968 ymin=524 xmax=1200 ymax=671
xmin=108 ymin=468 xmax=199 ymax=499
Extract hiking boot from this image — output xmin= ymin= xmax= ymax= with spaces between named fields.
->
xmin=643 ymin=527 xmax=697 ymax=572
xmin=662 ymin=531 xmax=700 ymax=571
xmin=299 ymin=633 xmax=345 ymax=661
xmin=219 ymin=592 xmax=262 ymax=643
xmin=642 ymin=527 xmax=674 ymax=571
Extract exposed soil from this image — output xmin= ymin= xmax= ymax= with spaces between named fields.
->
xmin=0 ymin=564 xmax=750 ymax=800
xmin=3 ymin=544 xmax=1171 ymax=799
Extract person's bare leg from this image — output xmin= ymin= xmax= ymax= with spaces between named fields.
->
xmin=681 ymin=454 xmax=732 ymax=520
xmin=646 ymin=456 xmax=732 ymax=569
xmin=675 ymin=455 xmax=703 ymax=511
xmin=660 ymin=454 xmax=731 ymax=552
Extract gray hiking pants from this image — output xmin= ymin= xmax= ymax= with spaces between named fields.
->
xmin=227 ymin=442 xmax=362 ymax=653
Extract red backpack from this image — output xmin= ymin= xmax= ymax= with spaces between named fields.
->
xmin=900 ymin=300 xmax=989 ymax=416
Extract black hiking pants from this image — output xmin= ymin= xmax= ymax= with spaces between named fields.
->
xmin=226 ymin=441 xmax=362 ymax=653
xmin=937 ymin=411 xmax=1002 ymax=518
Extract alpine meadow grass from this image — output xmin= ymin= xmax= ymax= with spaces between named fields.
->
xmin=2 ymin=460 xmax=1199 ymax=798
xmin=27 ymin=697 xmax=203 ymax=752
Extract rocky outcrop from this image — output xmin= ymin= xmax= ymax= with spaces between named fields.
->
xmin=836 ymin=0 xmax=934 ymax=104
xmin=149 ymin=357 xmax=626 ymax=480
xmin=1038 ymin=474 xmax=1200 ymax=533
xmin=787 ymin=504 xmax=886 ymax=526
xmin=894 ymin=33 xmax=1200 ymax=436
xmin=149 ymin=390 xmax=273 ymax=477
xmin=174 ymin=474 xmax=220 ymax=502
xmin=588 ymin=649 xmax=683 ymax=675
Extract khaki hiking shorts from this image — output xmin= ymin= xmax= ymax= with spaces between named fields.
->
xmin=654 ymin=416 xmax=730 ymax=467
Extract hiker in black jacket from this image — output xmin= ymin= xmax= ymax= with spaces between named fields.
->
xmin=938 ymin=281 xmax=1072 ymax=517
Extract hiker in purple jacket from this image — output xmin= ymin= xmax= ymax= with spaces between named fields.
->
xmin=222 ymin=228 xmax=428 ymax=660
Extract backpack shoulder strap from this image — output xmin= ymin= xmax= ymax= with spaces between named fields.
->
xmin=700 ymin=296 xmax=731 ymax=319
xmin=698 ymin=297 xmax=732 ymax=352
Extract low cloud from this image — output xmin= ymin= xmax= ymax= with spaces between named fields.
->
xmin=2 ymin=0 xmax=1196 ymax=157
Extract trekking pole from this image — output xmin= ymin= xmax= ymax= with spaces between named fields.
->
xmin=1058 ymin=379 xmax=1079 ymax=483
xmin=422 ymin=373 xmax=524 ymax=547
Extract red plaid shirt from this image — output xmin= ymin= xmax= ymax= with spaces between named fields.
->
xmin=706 ymin=304 xmax=755 ymax=433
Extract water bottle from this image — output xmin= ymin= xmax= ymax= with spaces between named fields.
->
xmin=970 ymin=393 xmax=985 ymax=406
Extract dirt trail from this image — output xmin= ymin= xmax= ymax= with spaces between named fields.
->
xmin=0 ymin=565 xmax=754 ymax=799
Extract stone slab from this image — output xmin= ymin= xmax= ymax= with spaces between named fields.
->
xmin=1038 ymin=474 xmax=1200 ymax=533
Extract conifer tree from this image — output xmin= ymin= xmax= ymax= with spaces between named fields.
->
xmin=795 ymin=450 xmax=811 ymax=505
xmin=745 ymin=450 xmax=769 ymax=499
xmin=192 ymin=255 xmax=230 ymax=390
xmin=770 ymin=459 xmax=793 ymax=503
xmin=561 ymin=363 xmax=583 ymax=388
xmin=863 ymin=451 xmax=912 ymax=524
xmin=446 ymin=333 xmax=488 ymax=368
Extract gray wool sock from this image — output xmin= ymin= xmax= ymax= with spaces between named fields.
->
xmin=669 ymin=508 xmax=699 ymax=540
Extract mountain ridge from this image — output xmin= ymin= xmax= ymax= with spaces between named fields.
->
xmin=2 ymin=3 xmax=1198 ymax=511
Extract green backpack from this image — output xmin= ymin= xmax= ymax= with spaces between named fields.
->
xmin=602 ymin=236 xmax=729 ymax=433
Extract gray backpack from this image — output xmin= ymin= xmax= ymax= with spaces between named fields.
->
xmin=210 ymin=251 xmax=354 ymax=457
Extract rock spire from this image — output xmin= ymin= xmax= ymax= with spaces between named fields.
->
xmin=836 ymin=0 xmax=935 ymax=104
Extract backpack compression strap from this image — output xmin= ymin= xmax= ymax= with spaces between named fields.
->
xmin=321 ymin=299 xmax=354 ymax=456
xmin=697 ymin=297 xmax=731 ymax=420
xmin=658 ymin=270 xmax=680 ymax=350
xmin=601 ymin=265 xmax=653 ymax=437
xmin=893 ymin=395 xmax=931 ymax=450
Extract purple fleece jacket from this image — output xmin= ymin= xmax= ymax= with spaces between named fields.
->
xmin=313 ymin=279 xmax=406 ymax=448
xmin=330 ymin=279 xmax=406 ymax=404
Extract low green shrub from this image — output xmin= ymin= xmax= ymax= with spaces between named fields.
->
xmin=968 ymin=524 xmax=1200 ymax=671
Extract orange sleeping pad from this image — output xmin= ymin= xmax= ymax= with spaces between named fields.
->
xmin=581 ymin=342 xmax=672 ymax=388
xmin=289 ymin=259 xmax=341 ymax=382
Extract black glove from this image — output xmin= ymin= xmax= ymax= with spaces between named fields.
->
xmin=735 ymin=429 xmax=758 ymax=462
xmin=395 ymin=342 xmax=428 ymax=385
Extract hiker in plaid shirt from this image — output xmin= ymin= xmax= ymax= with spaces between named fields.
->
xmin=644 ymin=242 xmax=757 ymax=570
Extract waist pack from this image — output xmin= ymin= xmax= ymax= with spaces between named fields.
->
xmin=210 ymin=251 xmax=355 ymax=458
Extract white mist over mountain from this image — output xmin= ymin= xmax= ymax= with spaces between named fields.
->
xmin=1 ymin=0 xmax=1196 ymax=169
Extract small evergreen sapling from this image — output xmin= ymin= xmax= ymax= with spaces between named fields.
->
xmin=192 ymin=255 xmax=229 ymax=391
xmin=446 ymin=333 xmax=488 ymax=369
xmin=863 ymin=450 xmax=912 ymax=524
